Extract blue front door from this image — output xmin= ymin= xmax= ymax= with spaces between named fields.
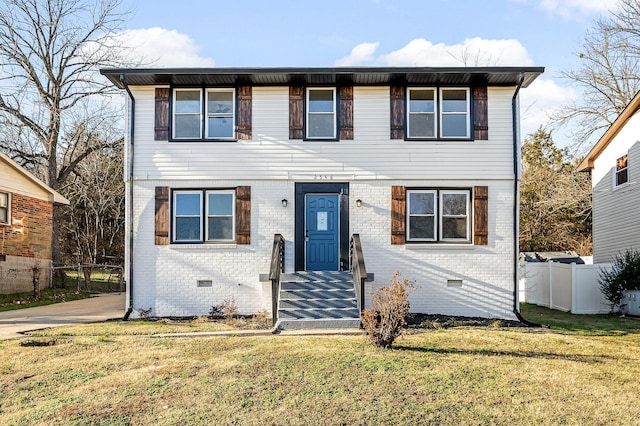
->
xmin=305 ymin=194 xmax=340 ymax=271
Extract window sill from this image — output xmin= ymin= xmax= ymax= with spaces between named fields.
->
xmin=169 ymin=139 xmax=238 ymax=143
xmin=169 ymin=243 xmax=238 ymax=250
xmin=613 ymin=182 xmax=630 ymax=191
xmin=405 ymin=137 xmax=474 ymax=142
xmin=404 ymin=243 xmax=475 ymax=250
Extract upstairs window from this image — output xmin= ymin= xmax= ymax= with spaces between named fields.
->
xmin=173 ymin=89 xmax=202 ymax=139
xmin=306 ymin=88 xmax=336 ymax=139
xmin=172 ymin=88 xmax=236 ymax=140
xmin=615 ymin=154 xmax=628 ymax=187
xmin=172 ymin=189 xmax=235 ymax=243
xmin=0 ymin=192 xmax=10 ymax=225
xmin=440 ymin=89 xmax=470 ymax=138
xmin=206 ymin=89 xmax=235 ymax=139
xmin=408 ymin=89 xmax=436 ymax=138
xmin=407 ymin=88 xmax=470 ymax=139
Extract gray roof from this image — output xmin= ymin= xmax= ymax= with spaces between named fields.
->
xmin=101 ymin=66 xmax=544 ymax=89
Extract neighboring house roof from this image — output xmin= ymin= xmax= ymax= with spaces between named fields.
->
xmin=0 ymin=151 xmax=69 ymax=205
xmin=577 ymin=90 xmax=640 ymax=172
xmin=101 ymin=66 xmax=544 ymax=89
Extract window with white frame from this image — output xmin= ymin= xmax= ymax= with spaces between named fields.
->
xmin=407 ymin=189 xmax=470 ymax=242
xmin=173 ymin=189 xmax=235 ymax=242
xmin=306 ymin=88 xmax=336 ymax=139
xmin=173 ymin=89 xmax=202 ymax=139
xmin=615 ymin=154 xmax=628 ymax=186
xmin=206 ymin=89 xmax=235 ymax=139
xmin=407 ymin=88 xmax=470 ymax=139
xmin=172 ymin=88 xmax=236 ymax=140
xmin=0 ymin=192 xmax=10 ymax=225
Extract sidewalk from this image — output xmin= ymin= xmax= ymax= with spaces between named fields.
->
xmin=0 ymin=293 xmax=126 ymax=339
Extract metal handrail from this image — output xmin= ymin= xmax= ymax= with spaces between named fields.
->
xmin=349 ymin=234 xmax=368 ymax=313
xmin=269 ymin=234 xmax=285 ymax=324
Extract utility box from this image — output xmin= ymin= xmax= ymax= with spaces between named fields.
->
xmin=621 ymin=290 xmax=640 ymax=316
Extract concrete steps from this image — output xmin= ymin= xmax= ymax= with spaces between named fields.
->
xmin=276 ymin=271 xmax=361 ymax=330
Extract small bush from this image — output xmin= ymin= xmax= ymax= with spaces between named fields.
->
xmin=208 ymin=303 xmax=224 ymax=319
xmin=222 ymin=298 xmax=238 ymax=322
xmin=362 ymin=271 xmax=414 ymax=348
xmin=599 ymin=249 xmax=640 ymax=311
xmin=137 ymin=307 xmax=152 ymax=320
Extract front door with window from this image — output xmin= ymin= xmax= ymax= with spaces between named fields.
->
xmin=305 ymin=194 xmax=339 ymax=271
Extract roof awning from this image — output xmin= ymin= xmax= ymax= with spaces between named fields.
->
xmin=101 ymin=66 xmax=544 ymax=89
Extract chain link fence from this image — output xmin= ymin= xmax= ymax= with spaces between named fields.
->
xmin=51 ymin=264 xmax=124 ymax=293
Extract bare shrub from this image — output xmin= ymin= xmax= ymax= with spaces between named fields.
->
xmin=362 ymin=271 xmax=414 ymax=348
xmin=222 ymin=298 xmax=238 ymax=322
xmin=208 ymin=303 xmax=224 ymax=319
xmin=137 ymin=307 xmax=152 ymax=320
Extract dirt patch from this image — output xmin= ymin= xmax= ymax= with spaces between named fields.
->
xmin=405 ymin=313 xmax=525 ymax=330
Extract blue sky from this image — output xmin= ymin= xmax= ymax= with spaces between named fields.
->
xmin=118 ymin=0 xmax=620 ymax=147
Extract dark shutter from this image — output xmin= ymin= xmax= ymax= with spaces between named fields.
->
xmin=391 ymin=186 xmax=406 ymax=245
xmin=339 ymin=86 xmax=353 ymax=140
xmin=155 ymin=88 xmax=170 ymax=141
xmin=155 ymin=187 xmax=169 ymax=245
xmin=473 ymin=86 xmax=488 ymax=140
xmin=237 ymin=86 xmax=252 ymax=140
xmin=390 ymin=86 xmax=405 ymax=139
xmin=289 ymin=86 xmax=304 ymax=139
xmin=473 ymin=186 xmax=489 ymax=245
xmin=236 ymin=186 xmax=251 ymax=245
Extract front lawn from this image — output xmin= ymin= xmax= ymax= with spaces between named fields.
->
xmin=0 ymin=304 xmax=638 ymax=425
xmin=0 ymin=288 xmax=89 ymax=312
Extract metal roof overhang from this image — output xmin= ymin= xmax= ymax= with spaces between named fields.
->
xmin=101 ymin=66 xmax=544 ymax=89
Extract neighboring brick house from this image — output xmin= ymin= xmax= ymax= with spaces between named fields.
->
xmin=0 ymin=151 xmax=69 ymax=293
xmin=102 ymin=66 xmax=543 ymax=327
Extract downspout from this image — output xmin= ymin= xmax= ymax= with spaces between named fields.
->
xmin=121 ymin=74 xmax=135 ymax=320
xmin=511 ymin=73 xmax=544 ymax=327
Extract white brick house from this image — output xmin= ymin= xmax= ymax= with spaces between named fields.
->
xmin=577 ymin=90 xmax=640 ymax=263
xmin=101 ymin=67 xmax=543 ymax=323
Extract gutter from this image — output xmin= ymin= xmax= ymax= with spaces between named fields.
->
xmin=511 ymin=73 xmax=544 ymax=327
xmin=120 ymin=74 xmax=135 ymax=320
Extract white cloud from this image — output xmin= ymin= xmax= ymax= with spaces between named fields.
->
xmin=536 ymin=0 xmax=618 ymax=18
xmin=115 ymin=27 xmax=215 ymax=67
xmin=520 ymin=77 xmax=576 ymax=136
xmin=335 ymin=42 xmax=380 ymax=66
xmin=378 ymin=38 xmax=534 ymax=67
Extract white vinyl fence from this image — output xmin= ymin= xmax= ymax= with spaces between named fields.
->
xmin=519 ymin=262 xmax=613 ymax=314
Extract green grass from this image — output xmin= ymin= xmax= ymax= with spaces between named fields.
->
xmin=521 ymin=303 xmax=640 ymax=335
xmin=0 ymin=304 xmax=639 ymax=424
xmin=0 ymin=288 xmax=89 ymax=312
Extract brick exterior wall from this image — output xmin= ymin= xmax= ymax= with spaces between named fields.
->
xmin=130 ymin=179 xmax=516 ymax=320
xmin=1 ymin=193 xmax=53 ymax=259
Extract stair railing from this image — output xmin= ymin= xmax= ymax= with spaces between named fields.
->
xmin=269 ymin=234 xmax=285 ymax=325
xmin=349 ymin=234 xmax=368 ymax=313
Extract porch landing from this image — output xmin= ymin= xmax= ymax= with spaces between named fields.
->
xmin=276 ymin=271 xmax=361 ymax=330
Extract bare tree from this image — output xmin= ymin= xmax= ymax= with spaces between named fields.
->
xmin=60 ymin=134 xmax=124 ymax=285
xmin=520 ymin=129 xmax=592 ymax=255
xmin=0 ymin=0 xmax=129 ymax=265
xmin=553 ymin=1 xmax=640 ymax=153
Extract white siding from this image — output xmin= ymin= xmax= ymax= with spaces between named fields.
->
xmin=0 ymin=159 xmax=53 ymax=202
xmin=130 ymin=86 xmax=516 ymax=181
xmin=592 ymin=134 xmax=640 ymax=263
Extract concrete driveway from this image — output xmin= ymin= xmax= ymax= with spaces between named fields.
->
xmin=0 ymin=293 xmax=126 ymax=340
